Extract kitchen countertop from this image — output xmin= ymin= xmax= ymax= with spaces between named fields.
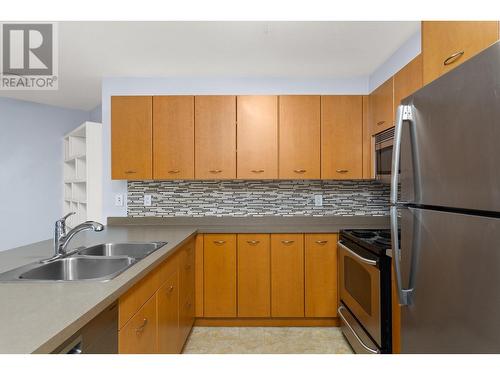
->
xmin=0 ymin=215 xmax=389 ymax=354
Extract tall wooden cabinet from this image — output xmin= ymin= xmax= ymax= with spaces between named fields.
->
xmin=153 ymin=96 xmax=194 ymax=179
xmin=422 ymin=21 xmax=499 ymax=85
xmin=203 ymin=234 xmax=237 ymax=317
xmin=369 ymin=78 xmax=394 ymax=135
xmin=236 ymin=96 xmax=278 ymax=179
xmin=278 ymin=96 xmax=321 ymax=179
xmin=194 ymin=96 xmax=237 ymax=179
xmin=270 ymin=234 xmax=305 ymax=317
xmin=321 ymin=96 xmax=363 ymax=179
xmin=111 ymin=96 xmax=152 ymax=179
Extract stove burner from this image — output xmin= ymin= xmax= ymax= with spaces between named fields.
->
xmin=378 ymin=231 xmax=391 ymax=239
xmin=350 ymin=230 xmax=375 ymax=238
xmin=374 ymin=238 xmax=391 ymax=247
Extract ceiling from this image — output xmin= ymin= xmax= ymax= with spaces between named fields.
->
xmin=0 ymin=21 xmax=419 ymax=110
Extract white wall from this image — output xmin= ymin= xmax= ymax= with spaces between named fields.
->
xmin=0 ymin=97 xmax=89 ymax=251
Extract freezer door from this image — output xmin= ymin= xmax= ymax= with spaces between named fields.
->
xmin=400 ymin=41 xmax=500 ymax=212
xmin=399 ymin=207 xmax=500 ymax=353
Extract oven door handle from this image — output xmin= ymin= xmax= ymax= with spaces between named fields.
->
xmin=338 ymin=241 xmax=377 ymax=266
xmin=338 ymin=306 xmax=380 ymax=354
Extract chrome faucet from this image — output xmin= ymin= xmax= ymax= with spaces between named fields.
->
xmin=43 ymin=212 xmax=104 ymax=263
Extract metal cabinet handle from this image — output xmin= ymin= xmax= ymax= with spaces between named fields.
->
xmin=251 ymin=169 xmax=264 ymax=173
xmin=247 ymin=240 xmax=260 ymax=245
xmin=376 ymin=120 xmax=385 ymax=126
xmin=338 ymin=306 xmax=379 ymax=354
xmin=281 ymin=240 xmax=295 ymax=245
xmin=135 ymin=318 xmax=148 ymax=334
xmin=168 ymin=170 xmax=180 ymax=174
xmin=124 ymin=170 xmax=137 ymax=174
xmin=213 ymin=240 xmax=226 ymax=245
xmin=186 ymin=301 xmax=192 ymax=308
xmin=338 ymin=240 xmax=377 ymax=266
xmin=209 ymin=169 xmax=222 ymax=174
xmin=336 ymin=169 xmax=349 ymax=174
xmin=293 ymin=169 xmax=306 ymax=174
xmin=315 ymin=240 xmax=328 ymax=245
xmin=443 ymin=50 xmax=464 ymax=66
xmin=167 ymin=285 xmax=174 ymax=293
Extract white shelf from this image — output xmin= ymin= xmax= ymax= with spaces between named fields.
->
xmin=62 ymin=122 xmax=102 ymax=228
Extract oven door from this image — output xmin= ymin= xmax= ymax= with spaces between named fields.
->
xmin=338 ymin=239 xmax=381 ymax=346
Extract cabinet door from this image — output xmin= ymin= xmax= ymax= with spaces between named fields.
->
xmin=119 ymin=295 xmax=157 ymax=354
xmin=178 ymin=293 xmax=195 ymax=351
xmin=237 ymin=96 xmax=278 ymax=179
xmin=153 ymin=96 xmax=194 ymax=179
xmin=195 ymin=96 xmax=236 ymax=179
xmin=305 ymin=234 xmax=338 ymax=317
xmin=111 ymin=96 xmax=152 ymax=179
xmin=237 ymin=234 xmax=271 ymax=317
xmin=270 ymin=234 xmax=304 ymax=317
xmin=157 ymin=271 xmax=179 ymax=354
xmin=422 ymin=21 xmax=499 ymax=85
xmin=203 ymin=234 xmax=237 ymax=317
xmin=321 ymin=96 xmax=363 ymax=180
xmin=394 ymin=55 xmax=423 ymax=107
xmin=369 ymin=78 xmax=394 ymax=135
xmin=179 ymin=240 xmax=195 ymax=347
xmin=278 ymin=96 xmax=321 ymax=179
xmin=362 ymin=96 xmax=374 ymax=179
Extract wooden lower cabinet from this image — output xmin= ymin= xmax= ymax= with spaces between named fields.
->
xmin=119 ymin=295 xmax=157 ymax=354
xmin=305 ymin=234 xmax=338 ymax=317
xmin=270 ymin=234 xmax=305 ymax=317
xmin=157 ymin=271 xmax=179 ymax=354
xmin=237 ymin=234 xmax=271 ymax=317
xmin=203 ymin=234 xmax=237 ymax=317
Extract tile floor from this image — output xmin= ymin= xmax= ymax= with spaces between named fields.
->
xmin=182 ymin=327 xmax=354 ymax=354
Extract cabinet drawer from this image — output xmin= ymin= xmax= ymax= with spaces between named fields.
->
xmin=119 ymin=295 xmax=157 ymax=354
xmin=119 ymin=267 xmax=160 ymax=329
xmin=180 ymin=240 xmax=195 ymax=300
xmin=157 ymin=271 xmax=179 ymax=354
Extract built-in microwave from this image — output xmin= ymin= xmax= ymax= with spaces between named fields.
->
xmin=374 ymin=127 xmax=395 ymax=184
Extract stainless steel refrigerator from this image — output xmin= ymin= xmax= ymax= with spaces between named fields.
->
xmin=391 ymin=41 xmax=500 ymax=353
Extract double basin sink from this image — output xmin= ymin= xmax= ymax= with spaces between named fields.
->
xmin=0 ymin=242 xmax=167 ymax=282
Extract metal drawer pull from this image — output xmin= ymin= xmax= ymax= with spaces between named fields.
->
xmin=124 ymin=170 xmax=136 ymax=174
xmin=443 ymin=50 xmax=464 ymax=66
xmin=251 ymin=169 xmax=264 ymax=173
xmin=209 ymin=169 xmax=222 ymax=174
xmin=338 ymin=306 xmax=379 ymax=354
xmin=376 ymin=121 xmax=385 ymax=126
xmin=247 ymin=240 xmax=260 ymax=245
xmin=281 ymin=240 xmax=295 ymax=245
xmin=315 ymin=240 xmax=328 ymax=245
xmin=186 ymin=301 xmax=192 ymax=308
xmin=338 ymin=241 xmax=377 ymax=266
xmin=213 ymin=240 xmax=226 ymax=245
xmin=294 ymin=169 xmax=306 ymax=173
xmin=167 ymin=285 xmax=174 ymax=293
xmin=336 ymin=169 xmax=349 ymax=173
xmin=168 ymin=170 xmax=180 ymax=174
xmin=135 ymin=318 xmax=148 ymax=334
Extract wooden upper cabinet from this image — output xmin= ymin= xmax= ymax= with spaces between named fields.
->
xmin=369 ymin=78 xmax=394 ymax=135
xmin=278 ymin=96 xmax=321 ymax=179
xmin=305 ymin=234 xmax=338 ymax=318
xmin=270 ymin=234 xmax=305 ymax=317
xmin=236 ymin=96 xmax=278 ymax=179
xmin=111 ymin=96 xmax=152 ymax=179
xmin=362 ymin=96 xmax=374 ymax=179
xmin=422 ymin=21 xmax=499 ymax=85
xmin=194 ymin=96 xmax=236 ymax=179
xmin=237 ymin=234 xmax=271 ymax=317
xmin=203 ymin=234 xmax=237 ymax=317
xmin=394 ymin=55 xmax=423 ymax=107
xmin=153 ymin=96 xmax=194 ymax=179
xmin=321 ymin=96 xmax=363 ymax=180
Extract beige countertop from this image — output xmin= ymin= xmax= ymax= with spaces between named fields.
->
xmin=0 ymin=215 xmax=389 ymax=354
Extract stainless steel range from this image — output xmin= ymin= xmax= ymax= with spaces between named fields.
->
xmin=338 ymin=229 xmax=393 ymax=354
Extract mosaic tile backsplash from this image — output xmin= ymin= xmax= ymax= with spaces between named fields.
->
xmin=127 ymin=180 xmax=391 ymax=217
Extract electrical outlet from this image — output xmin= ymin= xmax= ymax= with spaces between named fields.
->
xmin=314 ymin=194 xmax=323 ymax=207
xmin=144 ymin=194 xmax=152 ymax=206
xmin=114 ymin=194 xmax=123 ymax=207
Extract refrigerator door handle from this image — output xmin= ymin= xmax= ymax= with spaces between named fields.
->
xmin=391 ymin=104 xmax=413 ymax=306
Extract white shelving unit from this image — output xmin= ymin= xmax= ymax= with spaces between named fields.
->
xmin=63 ymin=122 xmax=103 ymax=228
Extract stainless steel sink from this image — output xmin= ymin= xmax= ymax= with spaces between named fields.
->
xmin=17 ymin=256 xmax=135 ymax=281
xmin=77 ymin=242 xmax=166 ymax=259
